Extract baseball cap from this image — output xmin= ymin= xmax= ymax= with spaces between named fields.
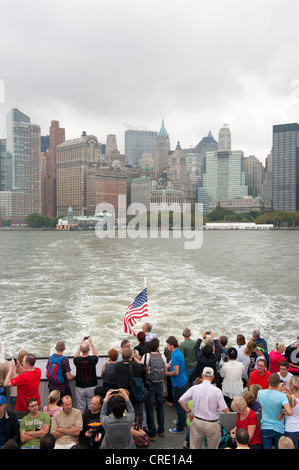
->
xmin=202 ymin=367 xmax=214 ymax=377
xmin=0 ymin=395 xmax=7 ymax=405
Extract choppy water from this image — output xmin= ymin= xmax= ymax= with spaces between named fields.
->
xmin=0 ymin=229 xmax=298 ymax=358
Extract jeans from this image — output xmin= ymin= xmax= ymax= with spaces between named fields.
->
xmin=185 ymin=368 xmax=195 ymax=387
xmin=145 ymin=382 xmax=164 ymax=436
xmin=261 ymin=428 xmax=283 ymax=449
xmin=284 ymin=431 xmax=299 ymax=449
xmin=172 ymin=383 xmax=188 ymax=431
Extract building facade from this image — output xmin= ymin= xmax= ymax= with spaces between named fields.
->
xmin=272 ymin=123 xmax=299 ymax=212
xmin=56 ymin=132 xmax=102 ymax=216
xmin=125 ymin=129 xmax=157 ymax=166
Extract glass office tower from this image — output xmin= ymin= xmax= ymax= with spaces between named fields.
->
xmin=272 ymin=123 xmax=299 ymax=212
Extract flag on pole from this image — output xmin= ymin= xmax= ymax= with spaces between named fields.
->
xmin=124 ymin=288 xmax=148 ymax=336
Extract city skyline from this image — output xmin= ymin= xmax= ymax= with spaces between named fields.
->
xmin=1 ymin=0 xmax=299 ymax=164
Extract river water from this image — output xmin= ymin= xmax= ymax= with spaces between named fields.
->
xmin=0 ymin=229 xmax=298 ymax=358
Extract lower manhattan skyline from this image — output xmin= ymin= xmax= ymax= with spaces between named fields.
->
xmin=1 ymin=0 xmax=299 ymax=165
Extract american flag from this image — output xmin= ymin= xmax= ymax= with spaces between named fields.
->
xmin=123 ymin=288 xmax=148 ymax=336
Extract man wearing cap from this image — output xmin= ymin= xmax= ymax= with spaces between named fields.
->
xmin=179 ymin=367 xmax=229 ymax=449
xmin=0 ymin=395 xmax=20 ymax=449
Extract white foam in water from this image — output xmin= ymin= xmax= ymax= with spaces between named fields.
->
xmin=0 ymin=230 xmax=298 ymax=357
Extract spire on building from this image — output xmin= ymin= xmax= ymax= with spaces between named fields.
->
xmin=158 ymin=119 xmax=169 ymax=137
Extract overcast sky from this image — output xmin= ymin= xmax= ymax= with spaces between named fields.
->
xmin=1 ymin=0 xmax=299 ymax=163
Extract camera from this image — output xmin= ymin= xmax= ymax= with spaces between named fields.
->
xmin=112 ymin=389 xmax=120 ymax=394
xmin=84 ymin=336 xmax=89 ymax=340
xmin=205 ymin=331 xmax=210 ymax=335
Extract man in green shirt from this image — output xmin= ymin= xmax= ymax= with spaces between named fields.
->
xmin=179 ymin=328 xmax=197 ymax=387
xmin=20 ymin=398 xmax=50 ymax=449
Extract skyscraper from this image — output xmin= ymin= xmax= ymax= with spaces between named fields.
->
xmin=2 ymin=108 xmax=41 ymax=217
xmin=272 ymin=123 xmax=299 ymax=212
xmin=125 ymin=129 xmax=157 ymax=166
xmin=42 ymin=120 xmax=65 ymax=218
xmin=0 ymin=139 xmax=6 ymax=191
xmin=153 ymin=119 xmax=170 ymax=176
xmin=56 ymin=132 xmax=102 ymax=216
xmin=198 ymin=127 xmax=248 ymax=214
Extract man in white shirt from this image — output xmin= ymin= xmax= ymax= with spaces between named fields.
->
xmin=142 ymin=322 xmax=159 ymax=342
xmin=179 ymin=367 xmax=229 ymax=449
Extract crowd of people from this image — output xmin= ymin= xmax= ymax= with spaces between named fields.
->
xmin=0 ymin=323 xmax=298 ymax=450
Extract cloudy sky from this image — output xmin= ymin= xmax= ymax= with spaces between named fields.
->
xmin=1 ymin=0 xmax=299 ymax=163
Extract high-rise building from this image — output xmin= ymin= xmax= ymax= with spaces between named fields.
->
xmin=198 ymin=138 xmax=248 ymax=214
xmin=153 ymin=119 xmax=170 ymax=176
xmin=125 ymin=129 xmax=157 ymax=166
xmin=86 ymin=167 xmax=127 ymax=216
xmin=2 ymin=108 xmax=41 ymax=218
xmin=262 ymin=150 xmax=273 ymax=203
xmin=42 ymin=120 xmax=65 ymax=218
xmin=56 ymin=132 xmax=102 ymax=216
xmin=218 ymin=124 xmax=231 ymax=151
xmin=272 ymin=123 xmax=299 ymax=212
xmin=244 ymin=155 xmax=265 ymax=197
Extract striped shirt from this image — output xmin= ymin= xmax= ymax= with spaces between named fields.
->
xmin=180 ymin=380 xmax=227 ymax=421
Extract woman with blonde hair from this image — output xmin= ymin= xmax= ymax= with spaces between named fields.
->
xmin=230 ymin=395 xmax=262 ymax=449
xmin=42 ymin=389 xmax=62 ymax=417
xmin=269 ymin=342 xmax=286 ymax=373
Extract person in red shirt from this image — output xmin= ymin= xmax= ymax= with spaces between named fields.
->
xmin=269 ymin=343 xmax=286 ymax=373
xmin=4 ymin=354 xmax=41 ymax=419
xmin=230 ymin=395 xmax=262 ymax=449
xmin=249 ymin=358 xmax=270 ymax=390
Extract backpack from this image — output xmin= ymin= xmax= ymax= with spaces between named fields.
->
xmin=204 ymin=424 xmax=230 ymax=448
xmin=147 ymin=353 xmax=165 ymax=383
xmin=46 ymin=354 xmax=65 ymax=385
xmin=129 ymin=363 xmax=148 ymax=403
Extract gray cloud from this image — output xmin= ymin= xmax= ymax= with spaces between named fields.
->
xmin=0 ymin=0 xmax=298 ymax=162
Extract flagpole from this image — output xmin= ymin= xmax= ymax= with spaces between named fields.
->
xmin=144 ymin=277 xmax=147 ymax=289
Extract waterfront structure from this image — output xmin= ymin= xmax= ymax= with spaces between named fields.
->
xmin=125 ymin=129 xmax=157 ymax=166
xmin=42 ymin=120 xmax=65 ymax=218
xmin=205 ymin=222 xmax=273 ymax=230
xmin=198 ymin=130 xmax=249 ymax=215
xmin=56 ymin=131 xmax=102 ymax=216
xmin=209 ymin=196 xmax=272 ymax=214
xmin=272 ymin=123 xmax=299 ymax=212
xmin=1 ymin=108 xmax=41 ymax=219
xmin=153 ymin=119 xmax=170 ymax=176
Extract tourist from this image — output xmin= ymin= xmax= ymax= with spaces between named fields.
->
xmin=117 ymin=339 xmax=131 ymax=361
xmin=233 ymin=334 xmax=251 ymax=386
xmin=101 ymin=348 xmax=118 ymax=392
xmin=243 ymin=389 xmax=260 ymax=412
xmin=284 ymin=337 xmax=299 ymax=375
xmin=134 ymin=331 xmax=149 ymax=358
xmin=284 ymin=375 xmax=299 ymax=449
xmin=4 ymin=354 xmax=41 ymax=419
xmin=42 ymin=389 xmax=62 ymax=417
xmin=164 ymin=345 xmax=174 ymax=408
xmin=220 ymin=347 xmax=244 ymax=408
xmin=80 ymin=395 xmax=105 ymax=449
xmin=249 ymin=358 xmax=271 ymax=389
xmin=278 ymin=435 xmax=295 ymax=449
xmin=277 ymin=360 xmax=293 ymax=386
xmin=39 ymin=432 xmax=56 ymax=449
xmin=0 ymin=395 xmax=19 ymax=449
xmin=251 ymin=329 xmax=268 ymax=351
xmin=179 ymin=328 xmax=197 ymax=387
xmin=235 ymin=428 xmax=250 ymax=449
xmin=100 ymin=388 xmax=136 ymax=449
xmin=73 ymin=336 xmax=99 ymax=413
xmin=143 ymin=337 xmax=166 ymax=441
xmin=269 ymin=342 xmax=286 ymax=373
xmin=9 ymin=350 xmax=28 ymax=411
xmin=230 ymin=395 xmax=262 ymax=449
xmin=46 ymin=341 xmax=75 ymax=401
xmin=142 ymin=322 xmax=159 ymax=342
xmin=257 ymin=373 xmax=293 ymax=449
xmin=244 ymin=340 xmax=258 ymax=376
xmin=178 ymin=367 xmax=229 ymax=449
xmin=50 ymin=394 xmax=83 ymax=449
xmin=0 ymin=353 xmax=9 ymax=399
xmin=19 ymin=397 xmax=50 ymax=449
xmin=193 ymin=331 xmax=222 ymax=386
xmin=165 ymin=336 xmax=188 ymax=434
